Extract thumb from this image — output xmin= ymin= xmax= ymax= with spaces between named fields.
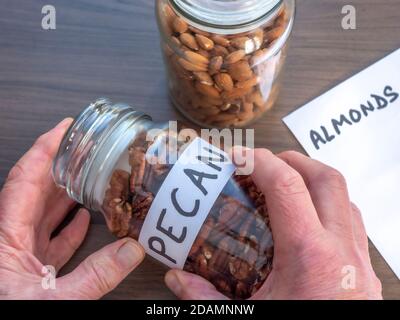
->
xmin=165 ymin=270 xmax=228 ymax=300
xmin=56 ymin=238 xmax=145 ymax=299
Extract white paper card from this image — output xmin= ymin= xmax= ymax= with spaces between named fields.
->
xmin=283 ymin=49 xmax=400 ymax=279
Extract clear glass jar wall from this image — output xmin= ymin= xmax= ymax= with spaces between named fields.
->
xmin=53 ymin=100 xmax=274 ymax=299
xmin=156 ymin=0 xmax=295 ymax=128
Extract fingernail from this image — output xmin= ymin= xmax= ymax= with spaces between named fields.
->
xmin=55 ymin=117 xmax=74 ymax=129
xmin=230 ymin=146 xmax=254 ymax=175
xmin=165 ymin=272 xmax=182 ymax=296
xmin=76 ymin=208 xmax=91 ymax=223
xmin=232 ymin=145 xmax=252 ymax=155
xmin=116 ymin=239 xmax=145 ymax=270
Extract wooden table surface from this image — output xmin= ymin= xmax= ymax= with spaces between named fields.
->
xmin=0 ymin=0 xmax=399 ymax=299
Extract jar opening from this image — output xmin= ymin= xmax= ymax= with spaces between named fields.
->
xmin=52 ymin=99 xmax=149 ymax=205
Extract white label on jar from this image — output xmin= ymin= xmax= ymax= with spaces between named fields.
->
xmin=138 ymin=137 xmax=235 ymax=269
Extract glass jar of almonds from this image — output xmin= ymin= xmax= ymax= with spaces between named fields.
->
xmin=53 ymin=99 xmax=274 ymax=299
xmin=156 ymin=0 xmax=295 ymax=128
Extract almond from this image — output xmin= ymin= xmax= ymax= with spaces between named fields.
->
xmin=198 ymin=106 xmax=221 ymax=116
xmin=228 ymin=60 xmax=253 ymax=81
xmin=193 ymin=72 xmax=214 ymax=85
xmin=243 ymin=102 xmax=254 ymax=113
xmin=226 ymin=103 xmax=241 ymax=114
xmin=265 ymin=26 xmax=285 ymax=42
xmin=225 ymin=50 xmax=246 ymax=65
xmin=230 ymin=37 xmax=251 ymax=49
xmin=251 ymin=29 xmax=264 ymax=50
xmin=276 ymin=8 xmax=287 ymax=26
xmin=189 ymin=26 xmax=210 ymax=37
xmin=247 ymin=91 xmax=265 ymax=108
xmin=170 ymin=56 xmax=193 ymax=79
xmin=163 ymin=5 xmax=176 ymax=35
xmin=212 ymin=45 xmax=229 ymax=57
xmin=238 ymin=112 xmax=255 ymax=122
xmin=211 ymin=35 xmax=230 ymax=47
xmin=179 ymin=33 xmax=199 ymax=50
xmin=183 ymin=51 xmax=209 ymax=66
xmin=200 ymin=96 xmax=224 ymax=106
xmin=178 ymin=58 xmax=207 ymax=72
xmin=173 ymin=17 xmax=188 ymax=34
xmin=220 ymin=103 xmax=232 ymax=111
xmin=171 ymin=36 xmax=182 ymax=48
xmin=195 ymin=34 xmax=215 ymax=51
xmin=250 ymin=49 xmax=268 ymax=66
xmin=164 ymin=4 xmax=176 ymax=23
xmin=214 ymin=73 xmax=234 ymax=92
xmin=195 ymin=82 xmax=221 ymax=98
xmin=236 ymin=75 xmax=260 ymax=90
xmin=198 ymin=49 xmax=210 ymax=59
xmin=209 ymin=56 xmax=223 ymax=75
xmin=221 ymin=87 xmax=253 ymax=101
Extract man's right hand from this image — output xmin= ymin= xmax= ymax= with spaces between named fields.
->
xmin=164 ymin=149 xmax=382 ymax=300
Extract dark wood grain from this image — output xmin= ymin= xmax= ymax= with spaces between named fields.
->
xmin=0 ymin=0 xmax=399 ymax=299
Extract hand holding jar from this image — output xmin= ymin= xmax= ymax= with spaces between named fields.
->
xmin=52 ymin=100 xmax=381 ymax=300
xmin=0 ymin=109 xmax=382 ymax=299
xmin=0 ymin=119 xmax=145 ymax=300
xmin=0 ymin=0 xmax=384 ymax=301
xmin=165 ymin=149 xmax=383 ymax=300
xmin=0 ymin=102 xmax=382 ymax=300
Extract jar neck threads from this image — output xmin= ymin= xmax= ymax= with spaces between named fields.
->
xmin=169 ymin=0 xmax=284 ymax=34
xmin=53 ymin=99 xmax=149 ymax=206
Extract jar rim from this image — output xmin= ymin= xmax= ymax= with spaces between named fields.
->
xmin=52 ymin=99 xmax=149 ymax=204
xmin=170 ymin=0 xmax=283 ymax=32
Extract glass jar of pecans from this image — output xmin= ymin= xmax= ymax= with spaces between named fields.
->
xmin=156 ymin=0 xmax=295 ymax=128
xmin=53 ymin=99 xmax=273 ymax=299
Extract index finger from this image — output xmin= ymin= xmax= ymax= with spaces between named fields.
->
xmin=233 ymin=147 xmax=323 ymax=249
xmin=278 ymin=151 xmax=352 ymax=234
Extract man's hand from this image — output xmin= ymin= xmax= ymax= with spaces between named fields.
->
xmin=0 ymin=119 xmax=145 ymax=300
xmin=164 ymin=148 xmax=382 ymax=300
